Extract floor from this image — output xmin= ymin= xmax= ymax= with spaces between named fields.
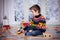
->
xmin=0 ymin=25 xmax=60 ymax=40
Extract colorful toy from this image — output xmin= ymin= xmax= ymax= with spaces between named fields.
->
xmin=37 ymin=23 xmax=43 ymax=29
xmin=17 ymin=30 xmax=23 ymax=35
xmin=21 ymin=16 xmax=46 ymax=29
xmin=22 ymin=22 xmax=30 ymax=27
xmin=42 ymin=26 xmax=46 ymax=29
xmin=37 ymin=23 xmax=46 ymax=29
xmin=39 ymin=23 xmax=43 ymax=27
xmin=17 ymin=31 xmax=21 ymax=35
xmin=29 ymin=20 xmax=33 ymax=25
xmin=17 ymin=28 xmax=23 ymax=35
xmin=22 ymin=22 xmax=46 ymax=29
xmin=3 ymin=25 xmax=10 ymax=30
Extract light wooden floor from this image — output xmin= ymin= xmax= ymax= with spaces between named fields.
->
xmin=0 ymin=25 xmax=60 ymax=40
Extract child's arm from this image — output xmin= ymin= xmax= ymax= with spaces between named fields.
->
xmin=41 ymin=16 xmax=46 ymax=29
xmin=37 ymin=16 xmax=46 ymax=32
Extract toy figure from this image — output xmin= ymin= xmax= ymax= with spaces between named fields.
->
xmin=3 ymin=16 xmax=10 ymax=30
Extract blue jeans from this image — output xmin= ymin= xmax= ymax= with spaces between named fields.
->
xmin=25 ymin=30 xmax=43 ymax=36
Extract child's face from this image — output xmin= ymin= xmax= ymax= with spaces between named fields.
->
xmin=31 ymin=9 xmax=39 ymax=16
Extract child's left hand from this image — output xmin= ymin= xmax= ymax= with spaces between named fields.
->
xmin=29 ymin=30 xmax=32 ymax=32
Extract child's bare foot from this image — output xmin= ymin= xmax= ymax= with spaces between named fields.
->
xmin=29 ymin=30 xmax=32 ymax=32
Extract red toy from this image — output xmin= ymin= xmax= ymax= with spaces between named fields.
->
xmin=3 ymin=25 xmax=10 ymax=30
xmin=22 ymin=22 xmax=30 ymax=27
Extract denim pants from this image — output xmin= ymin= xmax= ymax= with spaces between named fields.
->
xmin=25 ymin=30 xmax=43 ymax=36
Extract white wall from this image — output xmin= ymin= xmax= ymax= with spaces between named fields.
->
xmin=3 ymin=0 xmax=60 ymax=26
xmin=3 ymin=0 xmax=46 ymax=26
xmin=58 ymin=0 xmax=60 ymax=24
xmin=4 ymin=0 xmax=17 ymax=26
xmin=0 ymin=0 xmax=4 ymax=23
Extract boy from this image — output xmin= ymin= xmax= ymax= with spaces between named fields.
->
xmin=22 ymin=4 xmax=46 ymax=36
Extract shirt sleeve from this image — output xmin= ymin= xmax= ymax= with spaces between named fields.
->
xmin=37 ymin=16 xmax=46 ymax=29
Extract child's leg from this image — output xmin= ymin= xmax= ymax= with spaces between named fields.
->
xmin=25 ymin=30 xmax=42 ymax=36
xmin=31 ymin=30 xmax=42 ymax=36
xmin=25 ymin=31 xmax=32 ymax=36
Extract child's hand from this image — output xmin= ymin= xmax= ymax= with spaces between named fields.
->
xmin=29 ymin=30 xmax=32 ymax=32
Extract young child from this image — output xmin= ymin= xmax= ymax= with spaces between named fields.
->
xmin=22 ymin=4 xmax=46 ymax=36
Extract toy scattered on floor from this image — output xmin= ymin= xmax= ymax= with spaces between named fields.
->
xmin=22 ymin=21 xmax=46 ymax=29
xmin=3 ymin=16 xmax=10 ymax=30
xmin=3 ymin=25 xmax=10 ymax=30
xmin=17 ymin=30 xmax=23 ymax=35
xmin=17 ymin=27 xmax=23 ymax=35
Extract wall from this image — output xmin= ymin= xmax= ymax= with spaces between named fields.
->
xmin=3 ymin=0 xmax=17 ymax=26
xmin=3 ymin=0 xmax=60 ymax=26
xmin=3 ymin=0 xmax=46 ymax=26
xmin=0 ymin=0 xmax=4 ymax=23
xmin=58 ymin=0 xmax=60 ymax=24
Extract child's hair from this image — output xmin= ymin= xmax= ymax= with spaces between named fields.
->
xmin=29 ymin=4 xmax=41 ymax=13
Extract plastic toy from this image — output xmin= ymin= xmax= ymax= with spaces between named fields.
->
xmin=17 ymin=28 xmax=23 ymax=35
xmin=3 ymin=25 xmax=10 ymax=30
xmin=22 ymin=22 xmax=30 ymax=27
